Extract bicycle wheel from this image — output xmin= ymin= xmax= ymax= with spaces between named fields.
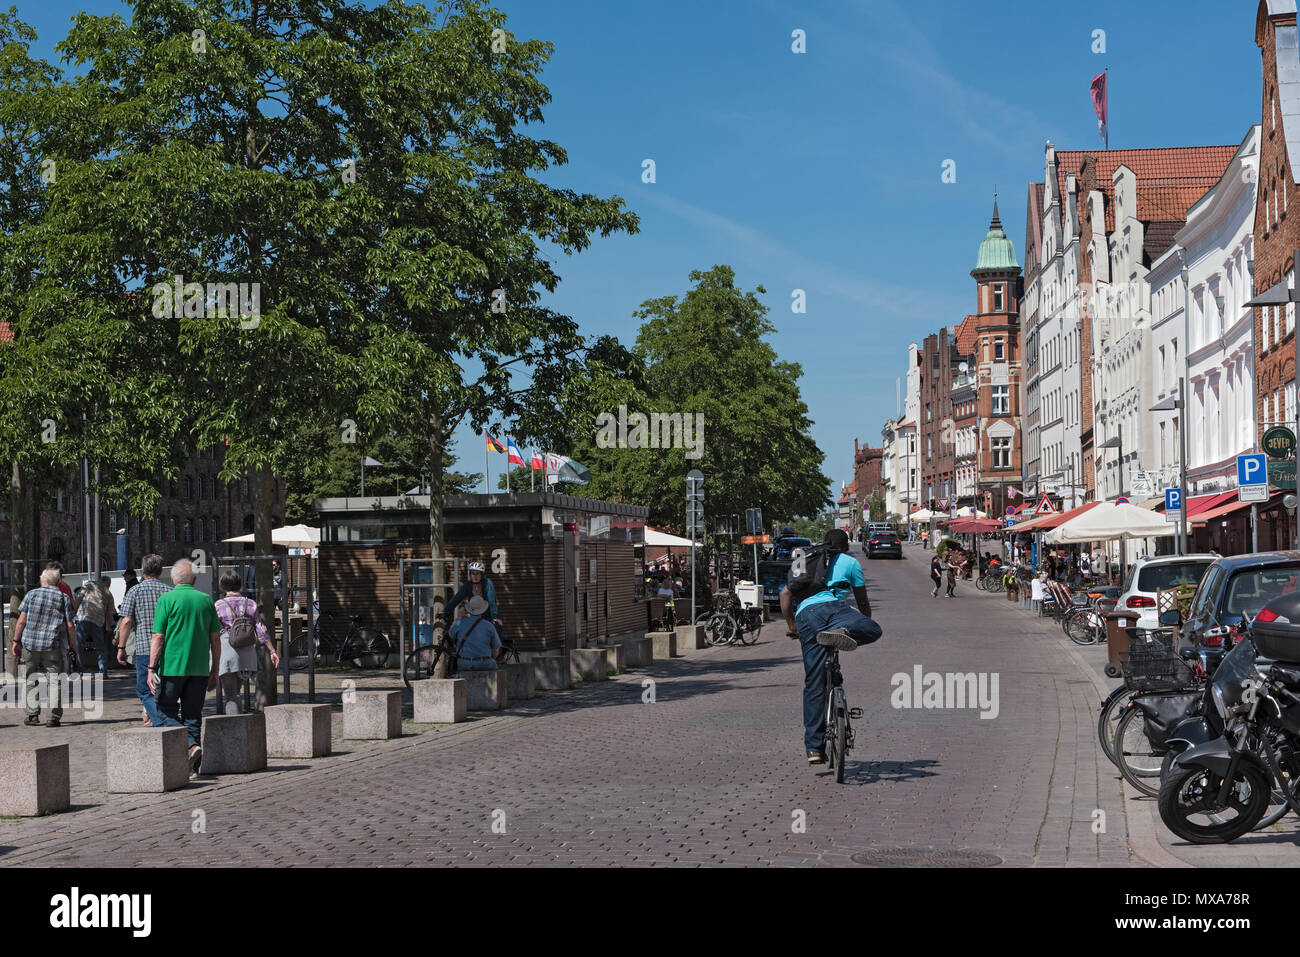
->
xmin=737 ymin=611 xmax=761 ymax=645
xmin=1067 ymin=611 xmax=1101 ymax=645
xmin=1098 ymin=686 xmax=1133 ymax=767
xmin=1115 ymin=705 xmax=1164 ymax=797
xmin=704 ymin=613 xmax=735 ymax=645
xmin=402 ymin=643 xmax=444 ymax=689
xmin=832 ymin=703 xmax=848 ymax=784
xmin=974 ymin=575 xmax=986 ymax=591
xmin=363 ymin=630 xmax=392 ymax=668
xmin=287 ymin=633 xmax=316 ymax=671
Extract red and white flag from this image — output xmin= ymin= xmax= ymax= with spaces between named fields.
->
xmin=1007 ymin=487 xmax=1023 ymax=499
xmin=530 ymin=449 xmax=544 ymax=470
xmin=1090 ymin=70 xmax=1108 ymax=147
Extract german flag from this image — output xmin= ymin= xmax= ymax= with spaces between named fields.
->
xmin=485 ymin=434 xmax=506 ymax=453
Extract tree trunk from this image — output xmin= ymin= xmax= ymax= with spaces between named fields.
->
xmin=252 ymin=465 xmax=277 ymax=707
xmin=428 ymin=408 xmax=453 ymax=679
xmin=9 ymin=460 xmax=26 ymax=587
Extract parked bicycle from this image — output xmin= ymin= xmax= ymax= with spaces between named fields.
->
xmin=288 ymin=615 xmax=393 ymax=670
xmin=695 ymin=589 xmax=761 ymax=646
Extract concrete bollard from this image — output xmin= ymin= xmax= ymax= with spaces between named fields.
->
xmin=596 ymin=642 xmax=626 ymax=675
xmin=648 ymin=630 xmax=677 ymax=660
xmin=504 ymin=662 xmax=536 ymax=701
xmin=570 ymin=648 xmax=608 ymax=683
xmin=675 ymin=624 xmax=707 ymax=651
xmin=107 ymin=727 xmax=190 ymax=793
xmin=265 ymin=704 xmax=332 ymax=758
xmin=413 ymin=679 xmax=467 ymax=723
xmin=620 ymin=635 xmax=654 ymax=668
xmin=461 ymin=670 xmax=508 ymax=710
xmin=343 ymin=690 xmax=402 ymax=740
xmin=200 ymin=713 xmax=268 ymax=774
xmin=0 ymin=744 xmax=70 ymax=815
xmin=530 ymin=655 xmax=570 ymax=691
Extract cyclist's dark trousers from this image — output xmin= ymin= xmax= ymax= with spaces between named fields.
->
xmin=795 ymin=600 xmax=882 ymax=753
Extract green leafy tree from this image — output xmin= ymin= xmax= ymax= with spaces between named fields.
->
xmin=867 ymin=488 xmax=886 ymax=522
xmin=790 ymin=511 xmax=835 ymax=542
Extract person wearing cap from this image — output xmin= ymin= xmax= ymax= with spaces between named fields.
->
xmin=442 ymin=560 xmax=500 ymax=625
xmin=449 ymin=595 xmax=503 ymax=672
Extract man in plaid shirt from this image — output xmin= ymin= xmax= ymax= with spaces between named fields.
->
xmin=10 ymin=567 xmax=75 ymax=726
xmin=115 ymin=554 xmax=171 ymax=726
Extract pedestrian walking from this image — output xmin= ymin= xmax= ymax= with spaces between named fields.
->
xmin=214 ymin=571 xmax=278 ymax=715
xmin=148 ymin=559 xmax=221 ymax=778
xmin=930 ymin=554 xmax=943 ymax=597
xmin=11 ymin=567 xmax=75 ymax=727
xmin=945 ymin=556 xmax=958 ymax=597
xmin=74 ymin=579 xmax=109 ymax=678
xmin=115 ymin=554 xmax=171 ymax=727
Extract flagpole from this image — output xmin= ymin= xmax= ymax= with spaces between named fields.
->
xmin=505 ymin=438 xmax=510 ymax=494
xmin=484 ymin=434 xmax=489 ymax=495
xmin=530 ymin=450 xmax=535 ymax=492
xmin=1104 ymin=69 xmax=1109 ymax=149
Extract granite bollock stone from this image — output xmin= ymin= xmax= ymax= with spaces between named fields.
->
xmin=200 ymin=713 xmax=268 ymax=774
xmin=620 ymin=635 xmax=654 ymax=668
xmin=675 ymin=624 xmax=707 ymax=651
xmin=413 ymin=678 xmax=467 ymax=723
xmin=343 ymin=690 xmax=402 ymax=740
xmin=504 ymin=662 xmax=536 ymax=700
xmin=530 ymin=655 xmax=570 ymax=691
xmin=570 ymin=648 xmax=608 ymax=683
xmin=107 ymin=727 xmax=189 ymax=793
xmin=0 ymin=744 xmax=70 ymax=816
xmin=648 ymin=630 xmax=677 ymax=659
xmin=462 ymin=670 xmax=508 ymax=710
xmin=596 ymin=642 xmax=627 ymax=674
xmin=265 ymin=704 xmax=332 ymax=758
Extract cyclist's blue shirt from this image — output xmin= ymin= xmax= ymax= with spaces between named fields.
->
xmin=796 ymin=552 xmax=865 ymax=616
xmin=450 ymin=616 xmax=502 ymax=671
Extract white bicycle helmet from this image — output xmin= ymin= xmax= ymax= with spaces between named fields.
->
xmin=468 ymin=561 xmax=486 ymax=573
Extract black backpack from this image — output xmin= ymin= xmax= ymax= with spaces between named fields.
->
xmin=786 ymin=546 xmax=840 ymax=603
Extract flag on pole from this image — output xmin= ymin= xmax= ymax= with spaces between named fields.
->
xmin=485 ymin=434 xmax=505 ymax=454
xmin=507 ymin=439 xmax=525 ymax=467
xmin=1007 ymin=487 xmax=1022 ymax=499
xmin=530 ymin=449 xmax=543 ymax=470
xmin=1090 ymin=70 xmax=1108 ymax=148
xmin=543 ymin=453 xmax=591 ymax=485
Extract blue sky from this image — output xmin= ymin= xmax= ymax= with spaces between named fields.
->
xmin=16 ymin=0 xmax=1267 ymax=505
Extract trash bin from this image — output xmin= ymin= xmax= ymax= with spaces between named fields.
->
xmin=1105 ymin=609 xmax=1138 ymax=678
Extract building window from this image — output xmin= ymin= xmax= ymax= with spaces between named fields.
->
xmin=183 ymin=519 xmax=193 ymax=544
xmin=992 ymin=437 xmax=1011 ymax=469
xmin=169 ymin=517 xmax=178 ymax=542
xmin=993 ymin=284 xmax=1004 ymax=312
xmin=992 ymin=385 xmax=1009 ymax=414
xmin=182 ymin=475 xmax=192 ymax=499
xmin=994 ymin=339 xmax=1004 ymax=360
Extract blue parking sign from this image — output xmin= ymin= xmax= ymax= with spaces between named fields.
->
xmin=1165 ymin=487 xmax=1182 ymax=512
xmin=1237 ymin=453 xmax=1267 ymax=488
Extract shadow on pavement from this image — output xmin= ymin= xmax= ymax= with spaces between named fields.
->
xmin=837 ymin=758 xmax=941 ymax=787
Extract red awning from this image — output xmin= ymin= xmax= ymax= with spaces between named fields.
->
xmin=1191 ymin=491 xmax=1283 ymax=527
xmin=948 ymin=518 xmax=1003 ymax=533
xmin=1185 ymin=491 xmax=1239 ymax=518
xmin=1013 ymin=500 xmax=1102 ymax=532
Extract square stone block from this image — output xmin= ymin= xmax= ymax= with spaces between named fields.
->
xmin=531 ymin=655 xmax=570 ymax=691
xmin=200 ymin=713 xmax=268 ymax=774
xmin=570 ymin=648 xmax=608 ymax=683
xmin=0 ymin=744 xmax=70 ymax=815
xmin=265 ymin=704 xmax=332 ymax=758
xmin=413 ymin=679 xmax=466 ymax=723
xmin=648 ymin=631 xmax=676 ymax=660
xmin=620 ymin=635 xmax=654 ymax=668
xmin=461 ymin=669 xmax=508 ymax=710
xmin=343 ymin=690 xmax=402 ymax=740
xmin=596 ymin=642 xmax=626 ymax=674
xmin=676 ymin=624 xmax=707 ymax=650
xmin=107 ymin=727 xmax=189 ymax=793
xmin=504 ymin=662 xmax=535 ymax=700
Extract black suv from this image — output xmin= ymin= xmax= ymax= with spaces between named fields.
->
xmin=866 ymin=529 xmax=902 ymax=559
xmin=1168 ymin=551 xmax=1300 ymax=649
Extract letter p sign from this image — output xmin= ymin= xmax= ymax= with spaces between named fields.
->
xmin=1238 ymin=453 xmax=1267 ymax=489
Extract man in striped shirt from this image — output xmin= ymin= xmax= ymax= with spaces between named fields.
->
xmin=115 ymin=554 xmax=171 ymax=726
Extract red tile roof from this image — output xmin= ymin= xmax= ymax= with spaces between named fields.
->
xmin=1054 ymin=146 xmax=1237 ymax=234
xmin=953 ymin=314 xmax=980 ymax=356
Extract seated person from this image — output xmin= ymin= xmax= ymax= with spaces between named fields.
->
xmin=450 ymin=596 xmax=503 ymax=673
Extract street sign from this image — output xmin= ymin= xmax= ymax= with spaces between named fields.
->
xmin=1164 ymin=487 xmax=1182 ymax=522
xmin=1238 ymin=453 xmax=1269 ymax=502
xmin=1033 ymin=493 xmax=1057 ymax=515
xmin=1114 ymin=497 xmax=1129 ymax=505
xmin=745 ymin=508 xmax=763 ymax=534
xmin=1269 ymin=458 xmax=1297 ymax=491
xmin=1263 ymin=426 xmax=1297 ymax=459
xmin=740 ymin=534 xmax=770 ymax=545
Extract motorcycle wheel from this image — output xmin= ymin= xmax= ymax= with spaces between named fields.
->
xmin=1158 ymin=762 xmax=1271 ymax=844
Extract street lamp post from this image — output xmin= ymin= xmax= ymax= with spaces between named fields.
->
xmin=1151 ymin=389 xmax=1188 ymax=556
xmin=1099 ymin=425 xmax=1125 ymax=498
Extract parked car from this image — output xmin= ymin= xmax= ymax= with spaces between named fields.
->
xmin=774 ymin=536 xmax=812 ymax=560
xmin=1167 ymin=551 xmax=1300 ymax=649
xmin=757 ymin=560 xmax=793 ymax=611
xmin=1114 ymin=554 xmax=1217 ymax=630
xmin=865 ymin=529 xmax=902 ymax=559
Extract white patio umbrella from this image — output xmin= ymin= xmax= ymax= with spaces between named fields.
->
xmin=908 ymin=508 xmax=937 ymax=522
xmin=1044 ymin=502 xmax=1176 ymax=544
xmin=222 ymin=524 xmax=321 ymax=547
xmin=644 ymin=527 xmax=694 ymax=547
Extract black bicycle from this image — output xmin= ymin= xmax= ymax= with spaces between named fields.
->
xmin=821 ymin=637 xmax=864 ymax=783
xmin=402 ymin=618 xmax=521 ymax=688
xmin=289 ymin=615 xmax=392 ymax=670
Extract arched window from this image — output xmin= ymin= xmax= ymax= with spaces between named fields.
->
xmin=183 ymin=475 xmax=192 ymax=499
xmin=109 ymin=508 xmax=117 ymax=533
xmin=170 ymin=517 xmax=178 ymax=542
xmin=199 ymin=518 xmax=207 ymax=542
xmin=197 ymin=476 xmax=205 ymax=500
xmin=183 ymin=519 xmax=193 ymax=544
xmin=156 ymin=518 xmax=164 ymax=541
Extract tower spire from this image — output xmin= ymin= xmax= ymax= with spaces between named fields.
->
xmin=991 ymin=187 xmax=1001 ymax=230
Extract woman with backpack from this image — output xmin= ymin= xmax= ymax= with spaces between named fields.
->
xmin=215 ymin=570 xmax=278 ymax=715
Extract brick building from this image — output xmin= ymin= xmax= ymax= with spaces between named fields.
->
xmin=1251 ymin=0 xmax=1300 ymax=546
xmin=852 ymin=439 xmax=884 ymax=516
xmin=918 ymin=327 xmax=960 ymax=508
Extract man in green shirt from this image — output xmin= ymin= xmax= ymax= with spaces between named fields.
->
xmin=147 ymin=559 xmax=221 ymax=777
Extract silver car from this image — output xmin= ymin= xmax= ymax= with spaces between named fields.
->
xmin=1115 ymin=554 xmax=1217 ymax=630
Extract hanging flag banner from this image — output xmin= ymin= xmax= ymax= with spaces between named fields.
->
xmin=1090 ymin=70 xmax=1108 ymax=148
xmin=485 ymin=434 xmax=505 ymax=454
xmin=507 ymin=439 xmax=525 ymax=467
xmin=530 ymin=449 xmax=544 ymax=471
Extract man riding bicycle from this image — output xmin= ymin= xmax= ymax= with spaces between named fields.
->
xmin=780 ymin=529 xmax=882 ymax=765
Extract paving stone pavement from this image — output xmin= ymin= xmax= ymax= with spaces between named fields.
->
xmin=0 ymin=543 xmax=1180 ymax=866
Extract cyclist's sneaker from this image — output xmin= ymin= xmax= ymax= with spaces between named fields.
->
xmin=807 ymin=749 xmax=826 ymax=765
xmin=816 ymin=629 xmax=857 ymax=651
xmin=187 ymin=745 xmax=202 ymax=780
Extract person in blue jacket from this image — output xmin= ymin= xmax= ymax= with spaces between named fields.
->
xmin=442 ymin=561 xmax=501 ymax=627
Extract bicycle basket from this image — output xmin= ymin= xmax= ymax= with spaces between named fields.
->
xmin=1120 ymin=648 xmax=1197 ymax=694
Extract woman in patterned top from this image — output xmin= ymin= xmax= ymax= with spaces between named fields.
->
xmin=214 ymin=571 xmax=279 ymax=714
